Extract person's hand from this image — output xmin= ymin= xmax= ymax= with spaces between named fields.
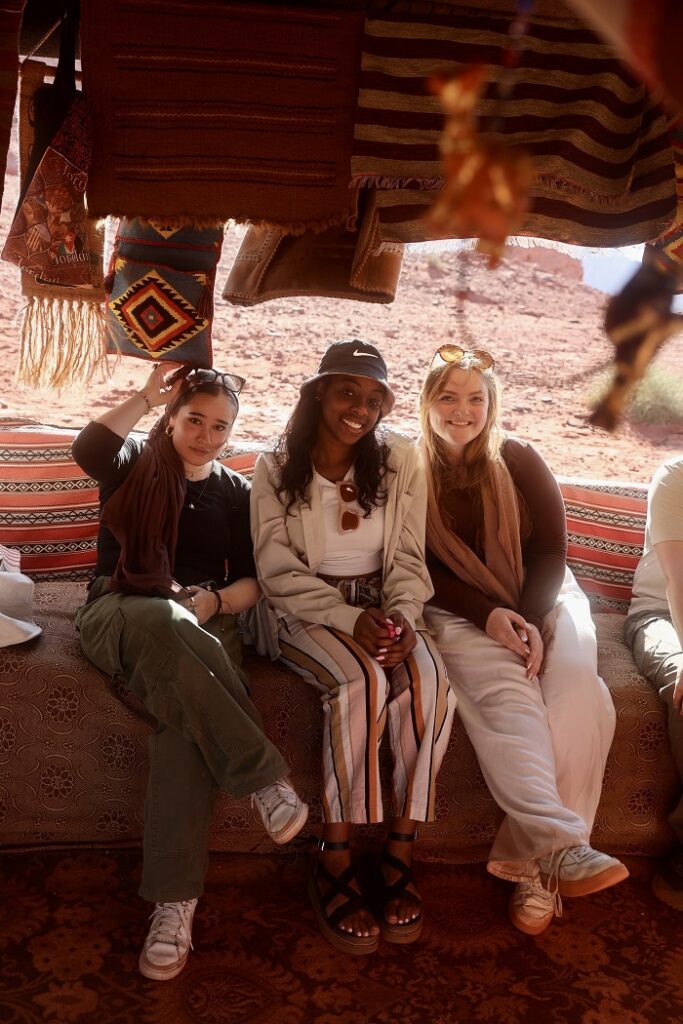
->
xmin=379 ymin=611 xmax=417 ymax=668
xmin=183 ymin=585 xmax=220 ymax=626
xmin=139 ymin=362 xmax=186 ymax=410
xmin=485 ymin=607 xmax=543 ymax=679
xmin=673 ymin=664 xmax=683 ymax=716
xmin=353 ymin=607 xmax=393 ymax=658
xmin=485 ymin=607 xmax=531 ymax=659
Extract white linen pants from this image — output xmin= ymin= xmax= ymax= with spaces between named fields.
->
xmin=425 ymin=569 xmax=616 ymax=882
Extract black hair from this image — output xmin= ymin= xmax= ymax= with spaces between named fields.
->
xmin=273 ymin=385 xmax=391 ymax=515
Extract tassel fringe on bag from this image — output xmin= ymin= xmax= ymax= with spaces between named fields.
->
xmin=17 ymin=295 xmax=107 ymax=389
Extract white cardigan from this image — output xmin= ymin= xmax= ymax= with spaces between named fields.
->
xmin=249 ymin=431 xmax=433 ymax=651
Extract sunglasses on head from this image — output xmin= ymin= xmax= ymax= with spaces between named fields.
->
xmin=430 ymin=344 xmax=495 ymax=372
xmin=172 ymin=366 xmax=246 ymax=396
xmin=337 ymin=480 xmax=360 ymax=533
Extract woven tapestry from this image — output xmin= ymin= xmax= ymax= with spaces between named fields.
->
xmin=2 ymin=89 xmax=96 ymax=288
xmin=81 ymin=1 xmax=363 ymax=231
xmin=106 ymin=219 xmax=223 ymax=366
xmin=9 ymin=56 xmax=106 ymax=389
xmin=351 ymin=2 xmax=676 ymax=248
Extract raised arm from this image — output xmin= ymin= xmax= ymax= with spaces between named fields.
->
xmin=95 ymin=363 xmax=182 ymax=439
xmin=72 ymin=363 xmax=184 ymax=482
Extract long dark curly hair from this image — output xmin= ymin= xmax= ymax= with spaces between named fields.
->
xmin=273 ymin=386 xmax=392 ymax=516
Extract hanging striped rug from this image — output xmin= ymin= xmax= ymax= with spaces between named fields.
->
xmin=351 ymin=3 xmax=677 ymax=247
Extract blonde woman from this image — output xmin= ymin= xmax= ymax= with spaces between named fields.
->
xmin=419 ymin=345 xmax=627 ymax=935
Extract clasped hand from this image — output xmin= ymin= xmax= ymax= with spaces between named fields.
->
xmin=352 ymin=608 xmax=416 ymax=668
xmin=485 ymin=607 xmax=543 ymax=680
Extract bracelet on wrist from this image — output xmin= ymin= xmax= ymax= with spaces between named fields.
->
xmin=213 ymin=591 xmax=222 ymax=617
xmin=138 ymin=391 xmax=152 ymax=414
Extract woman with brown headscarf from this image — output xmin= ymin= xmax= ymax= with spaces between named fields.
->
xmin=73 ymin=363 xmax=307 ymax=981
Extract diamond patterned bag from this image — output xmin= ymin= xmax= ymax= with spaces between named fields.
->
xmin=105 ymin=219 xmax=223 ymax=366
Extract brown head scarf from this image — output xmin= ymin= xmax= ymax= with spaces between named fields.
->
xmin=101 ymin=420 xmax=186 ymax=597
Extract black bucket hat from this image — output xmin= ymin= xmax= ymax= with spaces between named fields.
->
xmin=299 ymin=339 xmax=396 ymax=415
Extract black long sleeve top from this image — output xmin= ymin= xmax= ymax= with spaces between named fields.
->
xmin=72 ymin=421 xmax=256 ymax=587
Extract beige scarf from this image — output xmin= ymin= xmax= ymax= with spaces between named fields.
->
xmin=421 ymin=441 xmax=524 ymax=609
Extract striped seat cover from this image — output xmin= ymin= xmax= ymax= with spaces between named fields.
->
xmin=1 ymin=420 xmax=647 ymax=610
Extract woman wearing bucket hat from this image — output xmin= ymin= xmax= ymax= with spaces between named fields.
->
xmin=250 ymin=339 xmax=455 ymax=954
xmin=72 ymin=362 xmax=307 ymax=981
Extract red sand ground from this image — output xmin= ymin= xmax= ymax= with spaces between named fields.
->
xmin=1 ymin=170 xmax=683 ymax=482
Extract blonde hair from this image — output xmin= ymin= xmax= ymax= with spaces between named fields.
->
xmin=418 ymin=361 xmax=504 ymax=502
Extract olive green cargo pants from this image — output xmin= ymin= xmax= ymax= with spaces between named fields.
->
xmin=76 ymin=578 xmax=288 ymax=902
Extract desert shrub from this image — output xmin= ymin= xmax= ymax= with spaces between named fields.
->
xmin=587 ymin=365 xmax=683 ymax=425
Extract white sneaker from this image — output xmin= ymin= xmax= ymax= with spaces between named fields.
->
xmin=509 ymin=877 xmax=560 ymax=935
xmin=139 ymin=898 xmax=197 ymax=981
xmin=538 ymin=845 xmax=629 ymax=898
xmin=252 ymin=777 xmax=308 ymax=845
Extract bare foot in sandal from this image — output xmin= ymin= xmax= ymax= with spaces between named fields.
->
xmin=308 ymin=828 xmax=379 ymax=955
xmin=319 ymin=845 xmax=379 ymax=939
xmin=379 ymin=825 xmax=423 ymax=943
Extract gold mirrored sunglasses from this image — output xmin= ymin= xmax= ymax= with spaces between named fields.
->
xmin=430 ymin=344 xmax=495 ymax=372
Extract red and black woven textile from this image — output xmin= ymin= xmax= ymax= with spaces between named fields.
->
xmin=106 ymin=219 xmax=224 ymax=366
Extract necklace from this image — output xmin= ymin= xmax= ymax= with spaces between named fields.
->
xmin=185 ymin=472 xmax=212 ymax=511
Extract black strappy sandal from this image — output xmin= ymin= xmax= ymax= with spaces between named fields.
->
xmin=379 ymin=830 xmax=423 ymax=944
xmin=308 ymin=839 xmax=380 ymax=955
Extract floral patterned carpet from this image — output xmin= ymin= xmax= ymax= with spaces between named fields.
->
xmin=1 ymin=848 xmax=682 ymax=1024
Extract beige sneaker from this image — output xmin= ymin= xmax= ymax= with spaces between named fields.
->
xmin=509 ymin=878 xmax=560 ymax=936
xmin=539 ymin=845 xmax=629 ymax=898
xmin=252 ymin=777 xmax=308 ymax=845
xmin=139 ymin=898 xmax=197 ymax=981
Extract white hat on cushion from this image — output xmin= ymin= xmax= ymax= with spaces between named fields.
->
xmin=0 ymin=571 xmax=41 ymax=648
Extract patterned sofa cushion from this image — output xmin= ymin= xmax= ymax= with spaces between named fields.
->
xmin=558 ymin=477 xmax=648 ymax=614
xmin=0 ymin=418 xmax=99 ymax=581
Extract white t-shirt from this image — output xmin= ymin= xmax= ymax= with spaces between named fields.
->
xmin=314 ymin=469 xmax=384 ymax=577
xmin=628 ymin=456 xmax=683 ymax=620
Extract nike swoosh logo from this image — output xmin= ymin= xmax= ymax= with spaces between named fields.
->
xmin=353 ymin=349 xmax=378 ymax=358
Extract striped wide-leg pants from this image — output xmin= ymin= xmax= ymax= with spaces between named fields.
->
xmin=278 ymin=619 xmax=455 ymax=824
